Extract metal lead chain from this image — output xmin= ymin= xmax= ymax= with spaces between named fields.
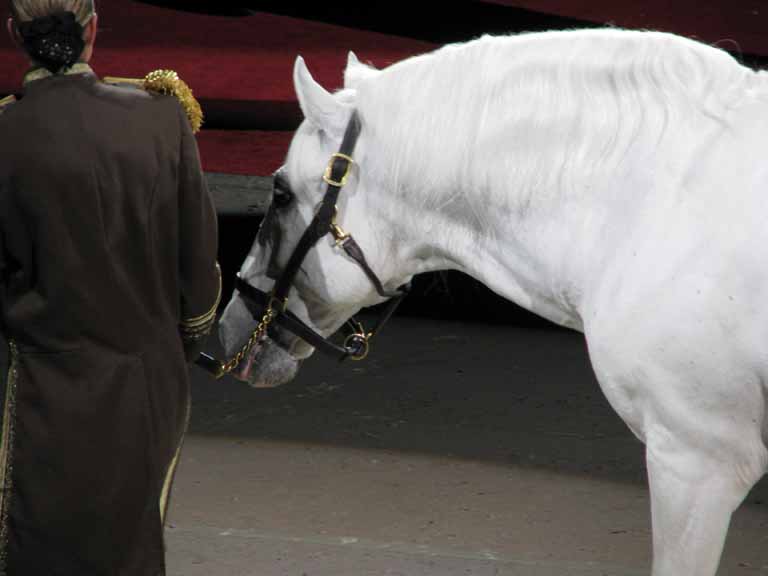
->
xmin=215 ymin=305 xmax=276 ymax=379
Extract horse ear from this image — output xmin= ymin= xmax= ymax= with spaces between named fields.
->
xmin=293 ymin=55 xmax=349 ymax=137
xmin=347 ymin=51 xmax=361 ymax=68
xmin=344 ymin=51 xmax=380 ymax=90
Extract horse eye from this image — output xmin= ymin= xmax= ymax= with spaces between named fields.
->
xmin=273 ymin=187 xmax=294 ymax=209
xmin=272 ymin=172 xmax=294 ymax=209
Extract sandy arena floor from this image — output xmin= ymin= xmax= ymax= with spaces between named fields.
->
xmin=166 ymin=316 xmax=768 ymax=575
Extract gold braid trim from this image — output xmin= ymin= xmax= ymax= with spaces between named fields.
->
xmin=0 ymin=342 xmax=19 ymax=574
xmin=159 ymin=398 xmax=190 ymax=525
xmin=0 ymin=94 xmax=16 ymax=117
xmin=180 ymin=263 xmax=221 ymax=341
xmin=103 ymin=69 xmax=203 ymax=133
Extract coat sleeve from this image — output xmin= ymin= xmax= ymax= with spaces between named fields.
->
xmin=176 ymin=103 xmax=220 ymax=362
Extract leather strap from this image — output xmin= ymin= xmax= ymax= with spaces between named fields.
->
xmin=271 ymin=111 xmax=362 ymax=304
xmin=340 ymin=235 xmax=403 ymax=299
xmin=234 ymin=110 xmax=409 ymax=363
xmin=235 ymin=276 xmax=352 ymax=358
xmin=236 ymin=275 xmax=408 ymax=361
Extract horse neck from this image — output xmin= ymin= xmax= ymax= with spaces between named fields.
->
xmin=372 ymin=100 xmax=750 ymax=331
xmin=360 ymin=112 xmax=643 ymax=331
xmin=371 ymin=106 xmax=749 ymax=331
xmin=377 ymin=171 xmax=596 ymax=331
xmin=358 ymin=34 xmax=755 ymax=331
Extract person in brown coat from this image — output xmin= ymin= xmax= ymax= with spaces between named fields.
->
xmin=0 ymin=0 xmax=220 ymax=573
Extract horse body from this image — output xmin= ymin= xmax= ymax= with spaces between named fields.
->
xmin=220 ymin=29 xmax=768 ymax=574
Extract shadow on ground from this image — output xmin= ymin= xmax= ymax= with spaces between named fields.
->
xmin=190 ymin=315 xmax=768 ymax=507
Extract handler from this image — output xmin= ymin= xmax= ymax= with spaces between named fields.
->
xmin=0 ymin=1 xmax=220 ymax=574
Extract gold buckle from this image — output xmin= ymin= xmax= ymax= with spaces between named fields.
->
xmin=323 ymin=153 xmax=355 ymax=187
xmin=330 ymin=207 xmax=350 ymax=245
xmin=330 ymin=222 xmax=350 ymax=245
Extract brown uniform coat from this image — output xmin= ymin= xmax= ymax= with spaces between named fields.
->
xmin=0 ymin=67 xmax=219 ymax=575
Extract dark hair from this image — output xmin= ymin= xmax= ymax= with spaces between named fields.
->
xmin=16 ymin=11 xmax=85 ymax=73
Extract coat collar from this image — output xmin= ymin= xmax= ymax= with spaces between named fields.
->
xmin=23 ymin=62 xmax=95 ymax=86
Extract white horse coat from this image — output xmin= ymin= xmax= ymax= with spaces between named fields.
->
xmin=220 ymin=29 xmax=768 ymax=575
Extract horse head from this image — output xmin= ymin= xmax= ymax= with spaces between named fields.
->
xmin=218 ymin=53 xmax=410 ymax=387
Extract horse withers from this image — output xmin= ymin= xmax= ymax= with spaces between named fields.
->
xmin=219 ymin=29 xmax=768 ymax=576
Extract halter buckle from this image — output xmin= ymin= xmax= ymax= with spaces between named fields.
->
xmin=323 ymin=153 xmax=355 ymax=187
xmin=344 ymin=332 xmax=371 ymax=361
xmin=328 ymin=206 xmax=350 ymax=246
xmin=330 ymin=223 xmax=350 ymax=245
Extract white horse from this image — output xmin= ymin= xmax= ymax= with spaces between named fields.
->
xmin=219 ymin=28 xmax=768 ymax=575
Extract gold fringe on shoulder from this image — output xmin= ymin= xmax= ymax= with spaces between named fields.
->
xmin=144 ymin=70 xmax=203 ymax=134
xmin=103 ymin=69 xmax=203 ymax=133
xmin=0 ymin=95 xmax=16 ymax=109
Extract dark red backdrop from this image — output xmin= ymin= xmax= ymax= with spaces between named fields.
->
xmin=486 ymin=1 xmax=767 ymax=57
xmin=1 ymin=1 xmax=765 ymax=176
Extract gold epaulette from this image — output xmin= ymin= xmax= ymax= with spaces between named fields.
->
xmin=103 ymin=70 xmax=203 ymax=133
xmin=0 ymin=95 xmax=17 ymax=112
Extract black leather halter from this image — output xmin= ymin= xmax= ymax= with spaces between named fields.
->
xmin=197 ymin=111 xmax=409 ymax=376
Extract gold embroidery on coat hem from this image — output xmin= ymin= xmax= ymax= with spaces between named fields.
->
xmin=160 ymin=399 xmax=190 ymax=525
xmin=159 ymin=444 xmax=182 ymax=525
xmin=0 ymin=342 xmax=19 ymax=574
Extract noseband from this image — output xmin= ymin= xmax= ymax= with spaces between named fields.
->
xmin=197 ymin=111 xmax=409 ymax=379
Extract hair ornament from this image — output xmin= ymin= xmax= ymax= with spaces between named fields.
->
xmin=17 ymin=11 xmax=85 ymax=74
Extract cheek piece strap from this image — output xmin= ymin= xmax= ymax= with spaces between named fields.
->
xmin=196 ymin=111 xmax=410 ymax=378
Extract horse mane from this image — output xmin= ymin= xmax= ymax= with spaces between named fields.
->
xmin=351 ymin=29 xmax=758 ymax=213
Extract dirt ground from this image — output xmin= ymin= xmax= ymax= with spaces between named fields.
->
xmin=165 ymin=316 xmax=768 ymax=575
